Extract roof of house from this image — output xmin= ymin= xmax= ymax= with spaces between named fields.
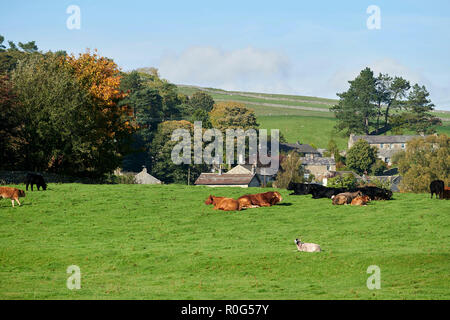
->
xmin=135 ymin=167 xmax=162 ymax=184
xmin=300 ymin=156 xmax=336 ymax=166
xmin=377 ymin=148 xmax=404 ymax=159
xmin=226 ymin=164 xmax=278 ymax=176
xmin=349 ymin=134 xmax=420 ymax=144
xmin=280 ymin=141 xmax=320 ymax=154
xmin=194 ymin=173 xmax=259 ymax=185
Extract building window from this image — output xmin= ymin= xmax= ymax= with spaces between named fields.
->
xmin=380 ymin=144 xmax=384 ymax=149
xmin=401 ymin=144 xmax=405 ymax=149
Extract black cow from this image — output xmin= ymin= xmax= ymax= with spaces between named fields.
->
xmin=310 ymin=186 xmax=348 ymax=199
xmin=430 ymin=180 xmax=444 ymax=199
xmin=350 ymin=186 xmax=392 ymax=200
xmin=287 ymin=182 xmax=311 ymax=195
xmin=25 ymin=173 xmax=47 ymax=191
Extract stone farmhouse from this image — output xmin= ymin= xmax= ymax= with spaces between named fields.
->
xmin=348 ymin=134 xmax=421 ymax=165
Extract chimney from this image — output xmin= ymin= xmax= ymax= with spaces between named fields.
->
xmin=251 ymin=163 xmax=256 ymax=175
xmin=142 ymin=166 xmax=147 ymax=173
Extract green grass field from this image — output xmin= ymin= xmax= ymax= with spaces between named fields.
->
xmin=0 ymin=184 xmax=448 ymax=299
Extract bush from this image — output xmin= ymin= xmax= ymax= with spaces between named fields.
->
xmin=371 ymin=159 xmax=388 ymax=176
xmin=395 ymin=134 xmax=449 ymax=192
xmin=327 ymin=173 xmax=357 ymax=189
xmin=369 ymin=178 xmax=392 ymax=190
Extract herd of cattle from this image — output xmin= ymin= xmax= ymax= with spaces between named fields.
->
xmin=1 ymin=173 xmax=448 ymax=209
xmin=287 ymin=182 xmax=393 ymax=206
xmin=0 ymin=173 xmax=46 ymax=207
xmin=205 ymin=179 xmax=449 ymax=211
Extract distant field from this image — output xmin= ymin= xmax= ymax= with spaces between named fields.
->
xmin=258 ymin=115 xmax=347 ymax=150
xmin=0 ymin=184 xmax=448 ymax=299
xmin=177 ymin=85 xmax=450 ymax=149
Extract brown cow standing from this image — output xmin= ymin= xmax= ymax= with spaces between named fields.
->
xmin=0 ymin=187 xmax=26 ymax=207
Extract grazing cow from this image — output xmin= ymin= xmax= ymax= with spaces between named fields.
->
xmin=350 ymin=186 xmax=392 ymax=201
xmin=25 ymin=173 xmax=47 ymax=191
xmin=351 ymin=195 xmax=371 ymax=206
xmin=213 ymin=198 xmax=241 ymax=211
xmin=0 ymin=187 xmax=25 ymax=207
xmin=238 ymin=191 xmax=282 ymax=208
xmin=430 ymin=180 xmax=445 ymax=199
xmin=294 ymin=239 xmax=321 ymax=252
xmin=332 ymin=191 xmax=363 ymax=205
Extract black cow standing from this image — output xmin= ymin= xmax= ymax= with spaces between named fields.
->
xmin=25 ymin=173 xmax=47 ymax=191
xmin=430 ymin=180 xmax=444 ymax=199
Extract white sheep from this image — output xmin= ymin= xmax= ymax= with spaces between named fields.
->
xmin=295 ymin=238 xmax=321 ymax=252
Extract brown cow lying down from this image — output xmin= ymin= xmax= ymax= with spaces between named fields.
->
xmin=205 ymin=195 xmax=225 ymax=206
xmin=351 ymin=195 xmax=370 ymax=206
xmin=204 ymin=195 xmax=241 ymax=211
xmin=0 ymin=187 xmax=26 ymax=207
xmin=238 ymin=191 xmax=282 ymax=209
xmin=332 ymin=191 xmax=362 ymax=205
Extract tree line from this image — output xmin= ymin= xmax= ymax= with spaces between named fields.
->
xmin=331 ymin=67 xmax=441 ymax=136
xmin=0 ymin=36 xmax=259 ymax=182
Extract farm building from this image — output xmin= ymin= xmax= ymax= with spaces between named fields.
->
xmin=279 ymin=141 xmax=321 ymax=157
xmin=115 ymin=167 xmax=162 ymax=184
xmin=348 ymin=134 xmax=421 ymax=165
xmin=135 ymin=167 xmax=162 ymax=184
xmin=226 ymin=164 xmax=277 ymax=186
xmin=194 ymin=173 xmax=261 ymax=188
xmin=300 ymin=155 xmax=336 ymax=182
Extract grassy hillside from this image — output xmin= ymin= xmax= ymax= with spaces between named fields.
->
xmin=0 ymin=184 xmax=449 ymax=299
xmin=178 ymin=85 xmax=450 ymax=149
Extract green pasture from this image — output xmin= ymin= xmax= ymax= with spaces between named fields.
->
xmin=0 ymin=184 xmax=448 ymax=299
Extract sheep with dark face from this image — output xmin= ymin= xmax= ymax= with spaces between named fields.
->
xmin=295 ymin=239 xmax=321 ymax=252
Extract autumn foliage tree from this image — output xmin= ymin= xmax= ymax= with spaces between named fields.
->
xmin=209 ymin=101 xmax=258 ymax=131
xmin=9 ymin=51 xmax=135 ymax=176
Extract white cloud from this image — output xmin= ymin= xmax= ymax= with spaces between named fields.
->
xmin=158 ymin=49 xmax=450 ymax=111
xmin=158 ymin=46 xmax=293 ymax=93
xmin=326 ymin=58 xmax=450 ymax=110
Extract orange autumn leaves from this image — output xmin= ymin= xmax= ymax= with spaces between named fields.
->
xmin=65 ymin=50 xmax=135 ymax=137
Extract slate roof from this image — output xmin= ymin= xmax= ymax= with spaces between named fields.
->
xmin=226 ymin=164 xmax=278 ymax=176
xmin=378 ymin=148 xmax=404 ymax=159
xmin=300 ymin=156 xmax=335 ymax=166
xmin=135 ymin=167 xmax=162 ymax=184
xmin=194 ymin=173 xmax=259 ymax=185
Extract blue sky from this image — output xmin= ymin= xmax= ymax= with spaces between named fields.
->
xmin=1 ymin=0 xmax=450 ymax=110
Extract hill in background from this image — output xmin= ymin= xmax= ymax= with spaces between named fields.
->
xmin=177 ymin=85 xmax=450 ymax=150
